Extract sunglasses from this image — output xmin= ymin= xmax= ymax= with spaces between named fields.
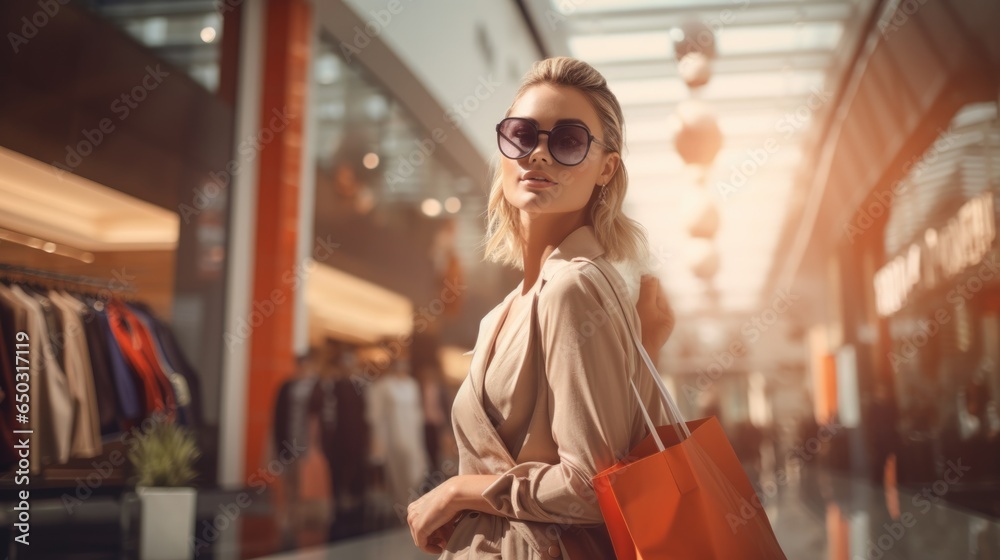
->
xmin=495 ymin=117 xmax=610 ymax=166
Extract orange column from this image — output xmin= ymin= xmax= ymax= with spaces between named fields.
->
xmin=246 ymin=0 xmax=311 ymax=490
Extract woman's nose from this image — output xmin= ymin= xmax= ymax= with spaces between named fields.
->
xmin=529 ymin=131 xmax=552 ymax=164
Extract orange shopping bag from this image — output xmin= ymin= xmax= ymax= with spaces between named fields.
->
xmin=588 ymin=261 xmax=786 ymax=559
xmin=593 ymin=416 xmax=787 ymax=559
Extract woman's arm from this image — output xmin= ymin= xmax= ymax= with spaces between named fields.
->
xmin=409 ymin=268 xmax=669 ymax=550
xmin=406 ymin=474 xmax=501 ymax=552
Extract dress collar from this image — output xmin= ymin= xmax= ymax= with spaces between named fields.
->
xmin=539 ymin=225 xmax=606 ymax=282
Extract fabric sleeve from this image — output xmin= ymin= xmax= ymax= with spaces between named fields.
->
xmin=481 ymin=265 xmax=640 ymax=525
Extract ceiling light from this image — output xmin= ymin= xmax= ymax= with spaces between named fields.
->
xmin=0 ymin=146 xmax=179 ymax=251
xmin=362 ymin=152 xmax=380 ymax=169
xmin=444 ymin=197 xmax=462 ymax=213
xmin=421 ymin=199 xmax=442 ymax=217
xmin=200 ymin=26 xmax=217 ymax=43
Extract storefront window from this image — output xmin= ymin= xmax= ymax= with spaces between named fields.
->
xmin=310 ymin=34 xmax=480 ymax=305
xmin=81 ymin=0 xmax=225 ymax=92
xmin=880 ymin=101 xmax=1000 ymax=489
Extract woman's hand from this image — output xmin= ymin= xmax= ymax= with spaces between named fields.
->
xmin=636 ymin=274 xmax=675 ymax=362
xmin=407 ymin=479 xmax=460 ymax=554
xmin=407 ymin=474 xmax=500 ymax=553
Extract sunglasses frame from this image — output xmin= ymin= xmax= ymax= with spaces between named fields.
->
xmin=495 ymin=117 xmax=611 ymax=166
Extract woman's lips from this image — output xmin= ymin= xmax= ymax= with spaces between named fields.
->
xmin=520 ymin=178 xmax=558 ymax=188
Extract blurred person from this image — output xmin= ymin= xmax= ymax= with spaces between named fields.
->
xmin=313 ymin=339 xmax=371 ymax=541
xmin=271 ymin=347 xmax=322 ymax=549
xmin=405 ymin=57 xmax=677 ymax=558
xmin=734 ymin=421 xmax=764 ymax=486
xmin=417 ymin=363 xmax=449 ymax=475
xmin=366 ymin=353 xmax=430 ymax=518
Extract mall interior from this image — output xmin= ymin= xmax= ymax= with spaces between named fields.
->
xmin=1 ymin=0 xmax=1000 ymax=558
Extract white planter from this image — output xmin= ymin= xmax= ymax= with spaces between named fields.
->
xmin=137 ymin=486 xmax=197 ymax=560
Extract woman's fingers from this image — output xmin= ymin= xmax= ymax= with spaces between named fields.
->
xmin=408 ymin=502 xmax=441 ymax=553
xmin=638 ymin=274 xmax=658 ymax=304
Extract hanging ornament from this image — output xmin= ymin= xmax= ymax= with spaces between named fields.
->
xmin=686 ymin=238 xmax=720 ymax=280
xmin=673 ymin=99 xmax=723 ymax=167
xmin=678 ymin=52 xmax=712 ymax=89
xmin=681 ymin=188 xmax=720 ymax=238
xmin=671 ymin=21 xmax=718 ymax=61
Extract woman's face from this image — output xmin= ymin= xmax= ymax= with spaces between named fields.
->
xmin=501 ymin=84 xmax=619 ymax=217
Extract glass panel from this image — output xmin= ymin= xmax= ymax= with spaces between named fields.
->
xmin=80 ymin=0 xmax=224 ymax=93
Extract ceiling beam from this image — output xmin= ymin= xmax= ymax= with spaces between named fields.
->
xmin=595 ymin=49 xmax=834 ymax=80
xmin=564 ymin=0 xmax=853 ymax=19
xmin=566 ymin=2 xmax=854 ymax=34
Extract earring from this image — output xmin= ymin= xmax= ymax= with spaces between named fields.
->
xmin=598 ymin=184 xmax=608 ymax=204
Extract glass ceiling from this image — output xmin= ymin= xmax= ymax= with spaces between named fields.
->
xmin=552 ymin=0 xmax=870 ymax=314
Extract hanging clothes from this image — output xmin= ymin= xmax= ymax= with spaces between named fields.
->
xmin=10 ymin=284 xmax=73 ymax=470
xmin=0 ymin=271 xmax=202 ymax=474
xmin=129 ymin=303 xmax=195 ymax=427
xmin=131 ymin=301 xmax=203 ymax=428
xmin=0 ymin=282 xmax=29 ymax=471
xmin=75 ymin=299 xmax=125 ymax=435
xmin=49 ymin=290 xmax=102 ymax=458
xmin=0 ymin=319 xmax=18 ymax=470
xmin=105 ymin=300 xmax=176 ymax=421
xmin=96 ymin=307 xmax=144 ymax=424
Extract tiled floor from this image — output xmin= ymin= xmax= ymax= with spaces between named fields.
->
xmin=254 ymin=468 xmax=1000 ymax=559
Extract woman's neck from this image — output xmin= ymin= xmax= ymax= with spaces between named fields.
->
xmin=519 ymin=210 xmax=587 ymax=295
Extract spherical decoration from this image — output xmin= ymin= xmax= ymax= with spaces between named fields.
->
xmin=673 ymin=100 xmax=723 ymax=167
xmin=681 ymin=189 xmax=720 ymax=238
xmin=671 ymin=21 xmax=717 ymax=61
xmin=678 ymin=52 xmax=712 ymax=88
xmin=685 ymin=238 xmax=720 ymax=280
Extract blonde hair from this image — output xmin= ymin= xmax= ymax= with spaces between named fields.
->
xmin=483 ymin=57 xmax=648 ymax=268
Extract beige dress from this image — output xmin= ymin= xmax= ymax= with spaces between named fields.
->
xmin=441 ymin=226 xmax=669 ymax=560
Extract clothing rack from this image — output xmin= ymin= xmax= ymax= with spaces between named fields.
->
xmin=0 ymin=263 xmax=138 ymax=295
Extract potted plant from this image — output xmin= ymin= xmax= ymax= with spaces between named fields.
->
xmin=128 ymin=421 xmax=201 ymax=560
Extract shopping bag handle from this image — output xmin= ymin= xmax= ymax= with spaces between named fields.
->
xmin=590 ymin=260 xmax=691 ymax=449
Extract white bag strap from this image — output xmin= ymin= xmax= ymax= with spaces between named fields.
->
xmin=590 ymin=260 xmax=691 ymax=450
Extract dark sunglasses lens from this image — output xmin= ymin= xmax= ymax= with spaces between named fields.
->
xmin=498 ymin=119 xmax=536 ymax=159
xmin=550 ymin=126 xmax=590 ymax=165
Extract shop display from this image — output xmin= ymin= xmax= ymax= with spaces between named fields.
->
xmin=0 ymin=266 xmax=202 ymax=476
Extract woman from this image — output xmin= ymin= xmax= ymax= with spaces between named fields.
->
xmin=407 ymin=57 xmax=675 ymax=559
